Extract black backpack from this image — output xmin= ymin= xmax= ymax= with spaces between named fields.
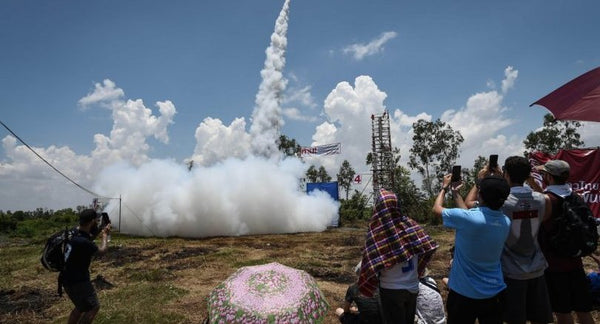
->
xmin=40 ymin=227 xmax=77 ymax=272
xmin=547 ymin=192 xmax=599 ymax=258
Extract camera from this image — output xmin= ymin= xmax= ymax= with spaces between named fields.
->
xmin=100 ymin=212 xmax=112 ymax=242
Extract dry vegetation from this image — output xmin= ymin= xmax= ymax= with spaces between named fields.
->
xmin=1 ymin=226 xmax=599 ymax=323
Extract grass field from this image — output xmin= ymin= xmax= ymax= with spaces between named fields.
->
xmin=1 ymin=226 xmax=599 ymax=323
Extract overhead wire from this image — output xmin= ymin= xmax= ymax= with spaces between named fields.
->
xmin=0 ymin=119 xmax=118 ymax=200
xmin=1 ymin=119 xmax=160 ymax=237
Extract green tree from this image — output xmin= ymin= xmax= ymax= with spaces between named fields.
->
xmin=523 ymin=113 xmax=584 ymax=156
xmin=462 ymin=155 xmax=488 ymax=188
xmin=408 ymin=119 xmax=464 ymax=197
xmin=337 ymin=160 xmax=356 ymax=200
xmin=305 ymin=165 xmax=318 ymax=182
xmin=277 ymin=135 xmax=301 ymax=157
xmin=317 ymin=166 xmax=332 ymax=182
xmin=305 ymin=165 xmax=332 ymax=183
xmin=392 ymin=165 xmax=429 ymax=222
xmin=339 ymin=190 xmax=369 ymax=225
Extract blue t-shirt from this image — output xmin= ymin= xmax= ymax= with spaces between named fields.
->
xmin=442 ymin=207 xmax=510 ymax=299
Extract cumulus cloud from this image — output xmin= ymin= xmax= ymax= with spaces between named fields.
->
xmin=188 ymin=117 xmax=251 ymax=166
xmin=306 ymin=68 xmax=529 ymax=192
xmin=0 ymin=80 xmax=176 ymax=210
xmin=78 ymin=79 xmax=125 ymax=108
xmin=502 ymin=66 xmax=518 ymax=94
xmin=306 ymin=75 xmax=429 ymax=181
xmin=82 ymin=80 xmax=176 ymax=166
xmin=343 ymin=31 xmax=397 ymax=61
xmin=441 ymin=67 xmax=524 ymax=165
xmin=281 ymin=83 xmax=319 ymax=122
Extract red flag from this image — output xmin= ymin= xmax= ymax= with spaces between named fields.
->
xmin=530 ymin=149 xmax=600 ymax=217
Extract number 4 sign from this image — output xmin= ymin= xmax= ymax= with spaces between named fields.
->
xmin=353 ymin=174 xmax=362 ymax=184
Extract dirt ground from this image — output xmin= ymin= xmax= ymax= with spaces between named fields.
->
xmin=1 ymin=226 xmax=599 ymax=323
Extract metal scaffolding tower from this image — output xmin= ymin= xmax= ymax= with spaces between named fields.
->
xmin=371 ymin=110 xmax=395 ymax=196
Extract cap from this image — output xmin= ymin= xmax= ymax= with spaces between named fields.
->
xmin=535 ymin=160 xmax=570 ymax=177
xmin=79 ymin=209 xmax=98 ymax=225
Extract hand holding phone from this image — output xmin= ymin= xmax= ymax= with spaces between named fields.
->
xmin=489 ymin=154 xmax=498 ymax=169
xmin=451 ymin=165 xmax=461 ymax=182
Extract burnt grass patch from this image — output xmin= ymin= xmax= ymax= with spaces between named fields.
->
xmin=305 ymin=267 xmax=355 ymax=284
xmin=0 ymin=287 xmax=58 ymax=317
xmin=160 ymin=246 xmax=217 ymax=271
xmin=97 ymin=245 xmax=159 ymax=267
xmin=160 ymin=246 xmax=217 ymax=262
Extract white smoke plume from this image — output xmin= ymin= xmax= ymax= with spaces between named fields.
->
xmin=249 ymin=0 xmax=290 ymax=159
xmin=94 ymin=0 xmax=339 ymax=238
xmin=97 ymin=157 xmax=338 ymax=237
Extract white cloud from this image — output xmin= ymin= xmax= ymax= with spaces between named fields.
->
xmin=343 ymin=31 xmax=397 ymax=61
xmin=188 ymin=117 xmax=251 ymax=166
xmin=442 ymin=67 xmax=523 ymax=166
xmin=282 ymin=107 xmax=318 ymax=122
xmin=78 ymin=79 xmax=125 ymax=108
xmin=281 ymin=82 xmax=319 ymax=122
xmin=86 ymin=81 xmax=176 ymax=166
xmin=579 ymin=122 xmax=600 ymax=148
xmin=284 ymin=85 xmax=317 ymax=109
xmin=501 ymin=66 xmax=518 ymax=94
xmin=0 ymin=80 xmax=176 ymax=210
xmin=306 ymin=75 xmax=429 ymax=179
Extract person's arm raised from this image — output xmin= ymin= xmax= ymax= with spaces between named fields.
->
xmin=433 ymin=174 xmax=453 ymax=216
xmin=97 ymin=225 xmax=110 ymax=255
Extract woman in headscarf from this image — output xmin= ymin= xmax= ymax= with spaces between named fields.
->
xmin=358 ymin=189 xmax=438 ymax=324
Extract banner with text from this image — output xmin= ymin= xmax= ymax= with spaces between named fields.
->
xmin=529 ymin=148 xmax=600 ymax=217
xmin=300 ymin=143 xmax=341 ymax=156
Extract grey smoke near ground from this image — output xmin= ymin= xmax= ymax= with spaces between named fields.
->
xmin=95 ymin=0 xmax=339 ymax=238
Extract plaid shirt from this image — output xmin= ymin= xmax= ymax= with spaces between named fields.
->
xmin=358 ymin=189 xmax=438 ymax=297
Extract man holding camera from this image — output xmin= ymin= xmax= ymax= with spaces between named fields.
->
xmin=466 ymin=156 xmax=553 ymax=324
xmin=59 ymin=209 xmax=110 ymax=324
xmin=433 ymin=173 xmax=511 ymax=323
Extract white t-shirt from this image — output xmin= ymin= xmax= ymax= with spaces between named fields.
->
xmin=379 ymin=256 xmax=419 ymax=293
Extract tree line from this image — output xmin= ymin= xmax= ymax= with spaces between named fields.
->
xmin=1 ymin=113 xmax=584 ymax=235
xmin=289 ymin=113 xmax=585 ymax=225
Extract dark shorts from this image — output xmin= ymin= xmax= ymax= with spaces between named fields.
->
xmin=545 ymin=269 xmax=592 ymax=313
xmin=502 ymin=276 xmax=553 ymax=323
xmin=379 ymin=287 xmax=417 ymax=324
xmin=63 ymin=280 xmax=99 ymax=312
xmin=446 ymin=289 xmax=503 ymax=324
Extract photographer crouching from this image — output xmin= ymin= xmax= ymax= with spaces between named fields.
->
xmin=59 ymin=209 xmax=110 ymax=324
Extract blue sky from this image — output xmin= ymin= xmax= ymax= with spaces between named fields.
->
xmin=1 ymin=0 xmax=600 ymax=212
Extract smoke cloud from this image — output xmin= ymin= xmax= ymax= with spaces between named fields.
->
xmin=249 ymin=0 xmax=290 ymax=159
xmin=94 ymin=0 xmax=339 ymax=238
xmin=97 ymin=157 xmax=338 ymax=237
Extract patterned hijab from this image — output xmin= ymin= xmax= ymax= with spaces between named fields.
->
xmin=358 ymin=189 xmax=438 ymax=296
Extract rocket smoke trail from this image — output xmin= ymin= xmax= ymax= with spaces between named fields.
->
xmin=95 ymin=0 xmax=339 ymax=238
xmin=249 ymin=0 xmax=290 ymax=159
